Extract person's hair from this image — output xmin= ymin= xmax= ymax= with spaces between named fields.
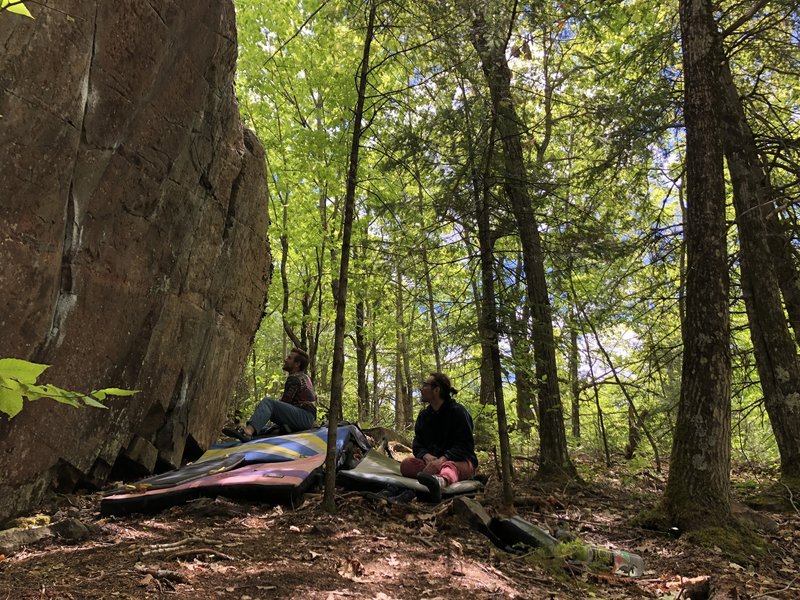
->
xmin=429 ymin=372 xmax=458 ymax=401
xmin=290 ymin=347 xmax=310 ymax=371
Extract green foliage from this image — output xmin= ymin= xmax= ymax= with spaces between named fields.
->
xmin=0 ymin=358 xmax=138 ymax=420
xmin=232 ymin=0 xmax=790 ymax=480
xmin=0 ymin=0 xmax=33 ymax=17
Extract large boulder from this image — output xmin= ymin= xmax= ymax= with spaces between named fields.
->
xmin=0 ymin=1 xmax=270 ymax=521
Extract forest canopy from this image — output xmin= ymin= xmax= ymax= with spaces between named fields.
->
xmin=232 ymin=0 xmax=800 ymax=527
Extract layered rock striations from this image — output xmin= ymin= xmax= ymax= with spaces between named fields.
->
xmin=0 ymin=1 xmax=270 ymax=521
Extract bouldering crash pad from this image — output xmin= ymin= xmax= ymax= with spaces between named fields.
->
xmin=101 ymin=425 xmax=369 ymax=515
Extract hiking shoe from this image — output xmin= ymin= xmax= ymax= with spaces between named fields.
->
xmin=388 ymin=488 xmax=416 ymax=504
xmin=222 ymin=426 xmax=252 ymax=443
xmin=376 ymin=484 xmax=404 ymax=499
xmin=417 ymin=473 xmax=447 ymax=503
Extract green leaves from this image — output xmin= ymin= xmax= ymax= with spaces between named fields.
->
xmin=0 ymin=358 xmax=47 ymax=383
xmin=0 ymin=0 xmax=33 ymax=18
xmin=0 ymin=358 xmax=138 ymax=420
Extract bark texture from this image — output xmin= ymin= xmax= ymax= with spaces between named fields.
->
xmin=719 ymin=54 xmax=800 ymax=479
xmin=664 ymin=0 xmax=732 ymax=529
xmin=471 ymin=13 xmax=576 ymax=480
xmin=0 ymin=1 xmax=270 ymax=521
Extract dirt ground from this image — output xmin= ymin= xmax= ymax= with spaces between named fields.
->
xmin=1 ymin=457 xmax=798 ymax=600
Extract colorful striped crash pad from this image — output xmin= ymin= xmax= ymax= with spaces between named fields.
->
xmin=101 ymin=425 xmax=368 ymax=515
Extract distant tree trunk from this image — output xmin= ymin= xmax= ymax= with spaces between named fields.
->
xmin=579 ymin=310 xmax=662 ymax=471
xmin=664 ymin=0 xmax=732 ymax=530
xmin=421 ymin=244 xmax=442 ymax=373
xmin=355 ymin=299 xmax=368 ymax=423
xmin=300 ymin=260 xmax=322 ymax=359
xmin=463 ymin=231 xmax=495 ymax=406
xmin=510 ymin=257 xmax=536 ymax=432
xmin=309 ymin=258 xmax=323 ymax=383
xmin=394 ymin=269 xmax=411 ymax=430
xmin=592 ymin=381 xmax=611 ymax=467
xmin=311 ymin=185 xmax=330 ymax=382
xmin=569 ymin=322 xmax=580 ymax=440
xmin=301 ymin=290 xmax=310 ymax=350
xmin=416 ymin=165 xmax=443 ymax=373
xmin=371 ymin=336 xmax=380 ymax=421
xmin=510 ymin=328 xmax=535 ymax=437
xmin=583 ymin=343 xmax=610 ymax=466
xmin=471 ymin=13 xmax=576 ymax=480
xmin=475 ymin=140 xmax=514 ymax=506
xmin=624 ymin=406 xmax=649 ymax=460
xmin=718 ymin=49 xmax=800 ymax=480
xmin=401 ymin=325 xmax=414 ymax=430
xmin=323 ymin=0 xmax=376 ymax=513
xmin=251 ymin=348 xmax=258 ymax=402
xmin=279 ymin=192 xmax=303 ymax=350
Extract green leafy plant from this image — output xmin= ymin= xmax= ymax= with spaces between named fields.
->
xmin=0 ymin=0 xmax=33 ymax=18
xmin=0 ymin=358 xmax=137 ymax=419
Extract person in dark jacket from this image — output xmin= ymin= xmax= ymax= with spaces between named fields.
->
xmin=224 ymin=347 xmax=316 ymax=441
xmin=400 ymin=372 xmax=478 ymax=501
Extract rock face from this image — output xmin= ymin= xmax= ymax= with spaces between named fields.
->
xmin=0 ymin=1 xmax=270 ymax=521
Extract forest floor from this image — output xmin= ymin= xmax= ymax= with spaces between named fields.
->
xmin=0 ymin=452 xmax=798 ymax=600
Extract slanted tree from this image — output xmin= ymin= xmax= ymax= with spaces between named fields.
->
xmin=469 ymin=3 xmax=576 ymax=480
xmin=474 ymin=131 xmax=514 ymax=506
xmin=717 ymin=20 xmax=800 ymax=482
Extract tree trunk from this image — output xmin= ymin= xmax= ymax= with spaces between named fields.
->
xmin=422 ymin=244 xmax=442 ymax=373
xmin=279 ymin=192 xmax=302 ymax=350
xmin=401 ymin=325 xmax=414 ymax=430
xmin=510 ymin=257 xmax=536 ymax=432
xmin=510 ymin=327 xmax=535 ymax=437
xmin=471 ymin=14 xmax=576 ymax=480
xmin=372 ymin=336 xmax=380 ymax=421
xmin=394 ymin=268 xmax=410 ymax=430
xmin=394 ymin=348 xmax=405 ymax=431
xmin=323 ymin=0 xmax=376 ymax=513
xmin=569 ymin=323 xmax=581 ymax=440
xmin=251 ymin=348 xmax=258 ymax=403
xmin=579 ymin=310 xmax=662 ymax=471
xmin=718 ymin=49 xmax=800 ymax=480
xmin=355 ymin=299 xmax=368 ymax=423
xmin=476 ymin=149 xmax=514 ymax=506
xmin=417 ymin=167 xmax=443 ymax=373
xmin=664 ymin=0 xmax=732 ymax=530
xmin=467 ymin=239 xmax=496 ymax=407
xmin=764 ymin=212 xmax=800 ymax=347
xmin=624 ymin=406 xmax=649 ymax=460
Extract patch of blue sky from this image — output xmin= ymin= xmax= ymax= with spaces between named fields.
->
xmin=408 ymin=66 xmax=425 ymax=87
xmin=557 ymin=18 xmax=578 ymax=43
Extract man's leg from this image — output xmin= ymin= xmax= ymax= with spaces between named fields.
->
xmin=438 ymin=459 xmax=475 ymax=485
xmin=247 ymin=397 xmax=278 ymax=433
xmin=400 ymin=457 xmax=426 ymax=478
xmin=267 ymin=400 xmax=315 ymax=432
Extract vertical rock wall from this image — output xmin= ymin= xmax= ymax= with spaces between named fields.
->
xmin=0 ymin=1 xmax=270 ymax=521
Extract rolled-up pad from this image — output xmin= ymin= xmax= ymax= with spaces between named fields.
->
xmin=336 ymin=449 xmax=483 ymax=499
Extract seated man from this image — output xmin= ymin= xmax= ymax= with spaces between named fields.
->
xmin=400 ymin=372 xmax=478 ymax=502
xmin=224 ymin=347 xmax=316 ymax=441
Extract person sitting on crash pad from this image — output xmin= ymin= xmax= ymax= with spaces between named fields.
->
xmin=224 ymin=347 xmax=316 ymax=442
xmin=400 ymin=372 xmax=478 ymax=501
